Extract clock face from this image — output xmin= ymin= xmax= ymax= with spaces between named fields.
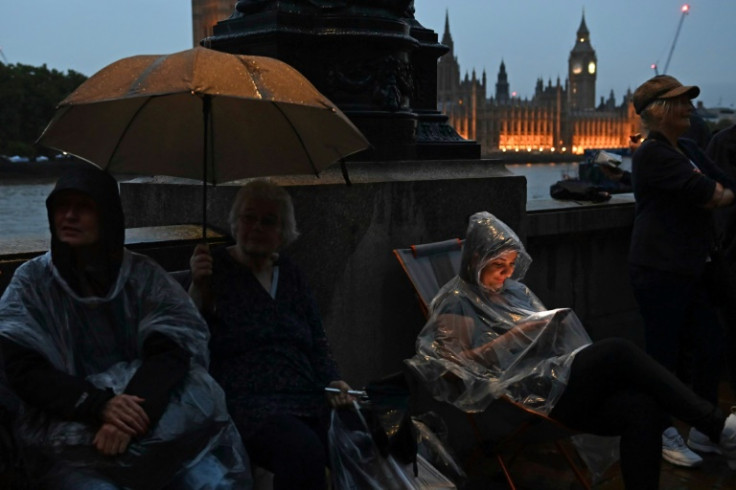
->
xmin=572 ymin=62 xmax=582 ymax=75
xmin=588 ymin=61 xmax=596 ymax=74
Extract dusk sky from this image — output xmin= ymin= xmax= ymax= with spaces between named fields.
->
xmin=3 ymin=1 xmax=735 ymax=109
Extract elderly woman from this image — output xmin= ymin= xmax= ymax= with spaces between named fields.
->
xmin=0 ymin=166 xmax=251 ymax=489
xmin=629 ymin=75 xmax=736 ymax=466
xmin=408 ymin=212 xmax=736 ymax=489
xmin=189 ymin=179 xmax=353 ymax=490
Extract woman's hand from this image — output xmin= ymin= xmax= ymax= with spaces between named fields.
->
xmin=101 ymin=394 xmax=149 ymax=436
xmin=190 ymin=243 xmax=213 ymax=285
xmin=93 ymin=422 xmax=133 ymax=455
xmin=326 ymin=380 xmax=355 ymax=408
xmin=188 ymin=243 xmax=213 ymax=311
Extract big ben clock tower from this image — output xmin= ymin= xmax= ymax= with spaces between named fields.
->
xmin=568 ymin=12 xmax=597 ymax=110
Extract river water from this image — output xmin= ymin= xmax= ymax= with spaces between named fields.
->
xmin=0 ymin=159 xmax=631 ymax=240
xmin=0 ymin=181 xmax=55 ymax=240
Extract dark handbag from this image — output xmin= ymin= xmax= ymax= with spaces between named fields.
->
xmin=550 ymin=180 xmax=611 ymax=203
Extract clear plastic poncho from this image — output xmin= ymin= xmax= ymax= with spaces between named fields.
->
xmin=406 ymin=212 xmax=592 ymax=415
xmin=0 ymin=249 xmax=251 ymax=489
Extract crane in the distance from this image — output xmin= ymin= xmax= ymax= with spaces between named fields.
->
xmin=651 ymin=4 xmax=690 ymax=76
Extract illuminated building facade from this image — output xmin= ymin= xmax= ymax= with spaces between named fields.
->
xmin=191 ymin=0 xmax=234 ymax=46
xmin=437 ymin=12 xmax=638 ymax=154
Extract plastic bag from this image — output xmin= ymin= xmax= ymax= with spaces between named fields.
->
xmin=412 ymin=414 xmax=465 ymax=486
xmin=570 ymin=433 xmax=620 ymax=485
xmin=329 ymin=406 xmax=419 ymax=490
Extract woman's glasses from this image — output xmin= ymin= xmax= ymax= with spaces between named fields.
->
xmin=239 ymin=213 xmax=280 ymax=229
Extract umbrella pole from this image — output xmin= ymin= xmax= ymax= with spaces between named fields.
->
xmin=202 ymin=95 xmax=211 ymax=241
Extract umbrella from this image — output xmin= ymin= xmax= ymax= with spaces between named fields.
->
xmin=37 ymin=46 xmax=370 ymax=236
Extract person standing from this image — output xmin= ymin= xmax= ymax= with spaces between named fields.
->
xmin=628 ymin=75 xmax=736 ymax=468
xmin=707 ymin=123 xmax=736 ymax=398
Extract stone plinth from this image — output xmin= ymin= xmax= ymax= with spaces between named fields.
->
xmin=121 ymin=159 xmax=525 ymax=385
xmin=205 ymin=1 xmax=479 ymax=161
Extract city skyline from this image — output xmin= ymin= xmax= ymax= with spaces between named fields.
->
xmin=416 ymin=1 xmax=736 ymax=109
xmin=2 ymin=1 xmax=735 ymax=109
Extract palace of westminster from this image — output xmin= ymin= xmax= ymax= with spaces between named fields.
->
xmin=438 ymin=12 xmax=638 ymax=155
xmin=192 ymin=2 xmax=639 ymax=156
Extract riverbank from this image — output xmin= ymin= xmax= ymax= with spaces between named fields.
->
xmin=0 ymin=158 xmax=88 ymax=183
xmin=483 ymin=151 xmax=587 ymax=163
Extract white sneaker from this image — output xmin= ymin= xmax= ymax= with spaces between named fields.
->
xmin=687 ymin=427 xmax=722 ymax=455
xmin=662 ymin=426 xmax=703 ymax=467
xmin=720 ymin=411 xmax=736 ymax=470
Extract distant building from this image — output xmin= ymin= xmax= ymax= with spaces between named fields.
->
xmin=697 ymin=101 xmax=736 ymax=126
xmin=191 ymin=0 xmax=234 ymax=47
xmin=437 ymin=12 xmax=638 ymax=155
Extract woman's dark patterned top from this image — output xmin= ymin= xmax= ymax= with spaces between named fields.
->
xmin=207 ymin=246 xmax=340 ymax=438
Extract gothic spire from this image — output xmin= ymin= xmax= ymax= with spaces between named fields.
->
xmin=441 ymin=9 xmax=454 ymax=53
xmin=577 ymin=9 xmax=589 ymax=41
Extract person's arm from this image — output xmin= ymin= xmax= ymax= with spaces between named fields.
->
xmin=0 ymin=338 xmax=114 ymax=423
xmin=2 ymin=338 xmax=151 ymax=437
xmin=435 ymin=313 xmax=545 ymax=364
xmin=123 ymin=332 xmax=191 ymax=426
xmin=638 ymin=141 xmax=719 ymax=206
xmin=290 ymin=267 xmax=354 ymax=406
xmin=680 ymin=138 xmax=736 ymax=207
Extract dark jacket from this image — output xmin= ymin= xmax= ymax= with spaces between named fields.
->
xmin=629 ymin=131 xmax=736 ymax=278
xmin=708 ymin=124 xmax=736 ymax=265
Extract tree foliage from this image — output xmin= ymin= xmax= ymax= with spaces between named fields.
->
xmin=0 ymin=62 xmax=87 ymax=158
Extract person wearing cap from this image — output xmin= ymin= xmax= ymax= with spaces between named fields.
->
xmin=0 ymin=166 xmax=252 ymax=489
xmin=629 ymin=75 xmax=736 ymax=469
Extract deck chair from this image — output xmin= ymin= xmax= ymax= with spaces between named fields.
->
xmin=394 ymin=239 xmax=591 ymax=490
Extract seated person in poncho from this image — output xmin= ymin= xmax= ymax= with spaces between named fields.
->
xmin=407 ymin=211 xmax=736 ymax=489
xmin=0 ymin=166 xmax=251 ymax=489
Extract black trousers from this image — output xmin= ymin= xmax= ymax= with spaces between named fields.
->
xmin=550 ymin=338 xmax=725 ymax=490
xmin=244 ymin=413 xmax=330 ymax=490
xmin=630 ymin=265 xmax=724 ymax=404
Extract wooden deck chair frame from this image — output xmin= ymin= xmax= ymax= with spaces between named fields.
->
xmin=394 ymin=239 xmax=591 ymax=490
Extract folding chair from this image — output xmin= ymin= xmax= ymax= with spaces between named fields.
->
xmin=394 ymin=239 xmax=591 ymax=490
xmin=393 ymin=238 xmax=464 ymax=318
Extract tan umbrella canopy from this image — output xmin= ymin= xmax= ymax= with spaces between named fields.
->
xmin=38 ymin=47 xmax=370 ymax=234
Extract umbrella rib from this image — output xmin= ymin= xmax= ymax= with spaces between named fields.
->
xmin=270 ymin=102 xmax=319 ymax=176
xmin=107 ymin=97 xmax=155 ymax=168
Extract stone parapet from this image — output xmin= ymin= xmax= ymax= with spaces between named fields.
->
xmin=524 ymin=195 xmax=642 ymax=346
xmin=0 ymin=169 xmax=642 ymax=388
xmin=119 ymin=159 xmax=525 ymax=386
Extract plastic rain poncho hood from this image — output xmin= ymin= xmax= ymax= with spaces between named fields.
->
xmin=0 ymin=166 xmax=250 ymax=489
xmin=406 ymin=212 xmax=592 ymax=414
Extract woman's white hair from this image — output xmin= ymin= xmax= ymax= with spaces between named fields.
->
xmin=228 ymin=179 xmax=300 ymax=247
xmin=640 ymin=99 xmax=674 ymax=131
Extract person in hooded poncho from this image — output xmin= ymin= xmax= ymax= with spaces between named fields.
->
xmin=407 ymin=211 xmax=736 ymax=489
xmin=0 ymin=166 xmax=251 ymax=489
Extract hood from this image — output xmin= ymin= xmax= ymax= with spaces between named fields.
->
xmin=459 ymin=212 xmax=532 ymax=291
xmin=46 ymin=165 xmax=125 ymax=296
